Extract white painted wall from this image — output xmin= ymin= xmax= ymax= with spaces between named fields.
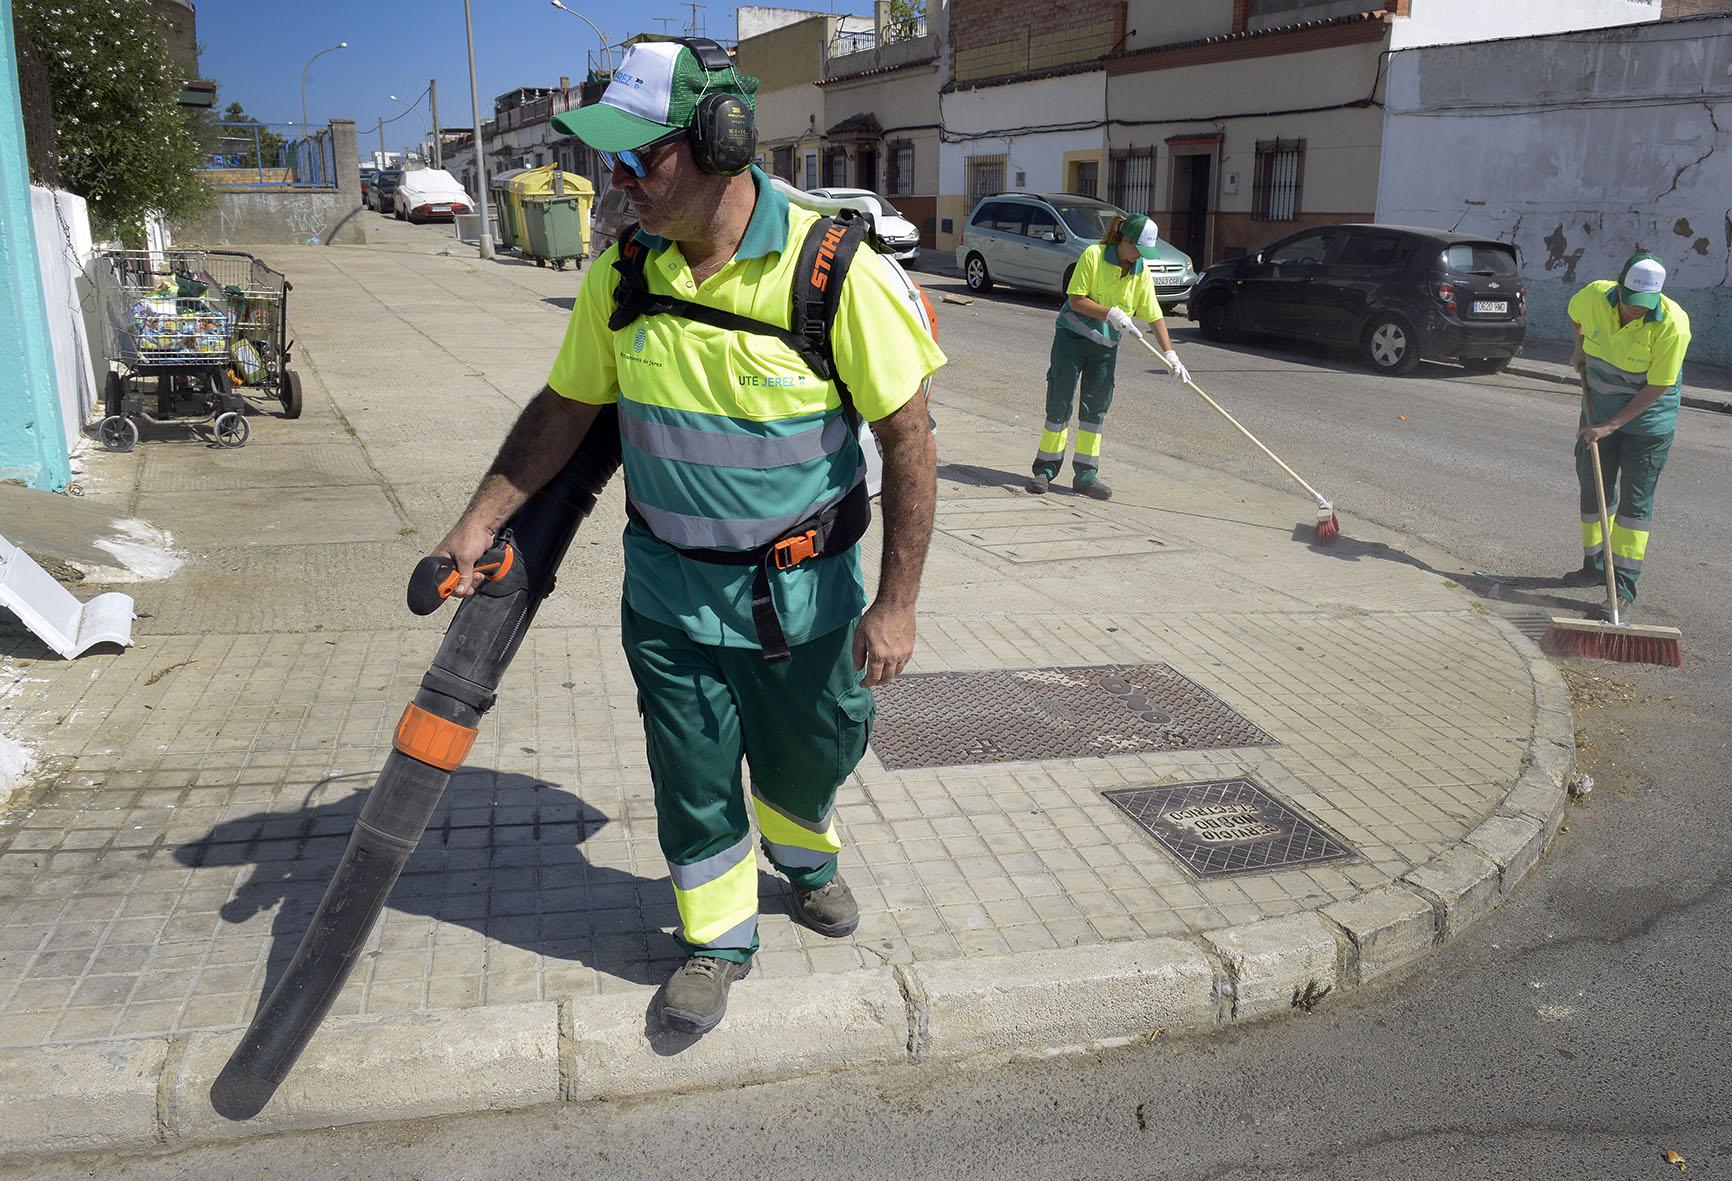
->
xmin=1390 ymin=0 xmax=1661 ymax=48
xmin=29 ymin=188 xmax=100 ymax=446
xmin=1377 ymin=15 xmax=1731 ymax=364
xmin=939 ymin=71 xmax=1106 ymax=197
xmin=738 ymin=6 xmax=832 ymax=42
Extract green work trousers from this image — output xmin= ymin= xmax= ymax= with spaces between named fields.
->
xmin=1033 ymin=327 xmax=1118 ymax=487
xmin=1575 ymin=422 xmax=1673 ymax=601
xmin=621 ymin=603 xmax=875 ymax=964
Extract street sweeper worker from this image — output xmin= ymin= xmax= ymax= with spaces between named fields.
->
xmin=1028 ymin=213 xmax=1188 ymax=501
xmin=1563 ymin=252 xmax=1691 ymax=621
xmin=431 ymin=40 xmax=945 ymax=1034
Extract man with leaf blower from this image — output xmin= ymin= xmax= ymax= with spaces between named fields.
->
xmin=434 ymin=40 xmax=944 ymax=1035
xmin=1563 ymin=252 xmax=1691 ymax=622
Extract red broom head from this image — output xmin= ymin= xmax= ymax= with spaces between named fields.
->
xmin=1314 ymin=511 xmax=1340 ymax=544
xmin=1542 ymin=625 xmax=1683 ymax=668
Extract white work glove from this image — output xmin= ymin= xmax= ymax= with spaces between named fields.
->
xmin=1105 ymin=307 xmax=1138 ymax=336
xmin=1163 ymin=350 xmax=1190 ymax=384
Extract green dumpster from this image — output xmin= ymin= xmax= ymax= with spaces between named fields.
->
xmin=521 ymin=195 xmax=588 ymax=270
xmin=488 ymin=168 xmax=529 ymax=252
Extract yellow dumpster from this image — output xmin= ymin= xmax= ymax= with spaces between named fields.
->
xmin=507 ymin=166 xmax=594 ymax=264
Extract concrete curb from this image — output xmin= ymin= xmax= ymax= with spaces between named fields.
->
xmin=1504 ymin=361 xmax=1731 ymax=416
xmin=0 ymin=618 xmax=1576 ymax=1164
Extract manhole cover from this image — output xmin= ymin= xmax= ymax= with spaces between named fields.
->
xmin=1102 ymin=777 xmax=1357 ymax=879
xmin=870 ymin=664 xmax=1276 ymax=770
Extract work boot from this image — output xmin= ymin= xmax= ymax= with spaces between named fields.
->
xmin=1558 ymin=562 xmax=1604 ymax=588
xmin=1073 ymin=477 xmax=1113 ymax=501
xmin=1592 ymin=596 xmax=1636 ymax=623
xmin=661 ymin=955 xmax=750 ymax=1034
xmin=791 ymin=874 xmax=860 ymax=937
xmin=1027 ymin=474 xmax=1049 ymax=495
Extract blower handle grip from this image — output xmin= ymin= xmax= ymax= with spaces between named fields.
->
xmin=406 ymin=540 xmax=516 ymax=616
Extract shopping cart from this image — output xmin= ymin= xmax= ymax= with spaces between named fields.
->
xmin=96 ymin=248 xmax=300 ymax=451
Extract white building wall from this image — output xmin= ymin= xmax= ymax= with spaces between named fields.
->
xmin=30 ymin=188 xmax=99 ymax=448
xmin=940 ymin=71 xmax=1105 ymax=198
xmin=1389 ymin=0 xmax=1661 ymax=49
xmin=1377 ymin=15 xmax=1731 ymax=364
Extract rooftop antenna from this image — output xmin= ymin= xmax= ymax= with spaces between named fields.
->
xmin=682 ymin=0 xmax=704 ymax=37
xmin=654 ymin=16 xmax=677 ymax=33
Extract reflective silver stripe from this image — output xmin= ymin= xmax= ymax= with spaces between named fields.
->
xmin=1059 ymin=306 xmax=1113 ymax=343
xmin=622 ymin=413 xmax=849 ymax=471
xmin=687 ymin=912 xmax=757 ymax=951
xmin=1611 ymin=552 xmax=1644 ymax=570
xmin=1035 ymin=448 xmax=1065 ymax=462
xmin=668 ymin=833 xmax=754 ymax=891
xmin=1585 ymin=361 xmax=1646 ymax=396
xmin=760 ymin=841 xmax=833 ymax=871
xmin=1072 ymin=454 xmax=1099 ymax=469
xmin=629 ymin=470 xmax=863 ymax=550
xmin=1580 ymin=513 xmax=1600 ymax=523
xmin=1044 ymin=419 xmax=1070 ymax=434
xmin=751 ymin=790 xmax=833 ymax=835
xmin=1583 ymin=543 xmax=1605 ymax=556
xmin=1614 ymin=515 xmax=1653 ymax=531
xmin=1078 ymin=420 xmax=1104 ymax=433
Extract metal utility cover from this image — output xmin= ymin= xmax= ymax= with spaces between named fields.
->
xmin=935 ymin=497 xmax=1167 ymax=563
xmin=1102 ymin=777 xmax=1357 ymax=879
xmin=869 ymin=664 xmax=1276 ymax=770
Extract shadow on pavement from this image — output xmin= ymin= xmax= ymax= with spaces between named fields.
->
xmin=541 ymin=296 xmax=576 ymax=312
xmin=937 ymin=461 xmax=1029 ymax=490
xmin=176 ymin=768 xmax=674 ymax=1025
xmin=1295 ymin=526 xmax=1590 ymax=614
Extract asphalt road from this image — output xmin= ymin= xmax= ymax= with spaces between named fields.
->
xmin=17 ymin=257 xmax=1729 ymax=1181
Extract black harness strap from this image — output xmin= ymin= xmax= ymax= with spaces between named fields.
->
xmin=609 ymin=214 xmax=875 ymax=662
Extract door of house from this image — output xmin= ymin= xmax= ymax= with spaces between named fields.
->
xmin=1170 ymin=153 xmax=1212 ymax=265
xmin=857 ymin=147 xmax=878 ymax=192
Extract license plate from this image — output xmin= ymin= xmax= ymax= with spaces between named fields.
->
xmin=432 ymin=204 xmax=451 ymax=211
xmin=1473 ymin=300 xmax=1508 ymax=314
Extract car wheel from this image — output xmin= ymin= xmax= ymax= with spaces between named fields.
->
xmin=1460 ymin=356 xmax=1511 ymax=374
xmin=1364 ymin=313 xmax=1420 ymax=375
xmin=1198 ymin=295 xmax=1241 ymax=343
xmin=1061 ymin=265 xmax=1075 ymax=293
xmin=963 ymin=253 xmax=993 ymax=293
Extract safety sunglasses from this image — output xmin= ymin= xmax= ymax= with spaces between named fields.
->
xmin=599 ymin=128 xmax=686 ymax=178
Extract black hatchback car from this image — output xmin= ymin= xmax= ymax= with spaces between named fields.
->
xmin=1188 ymin=224 xmax=1525 ymax=375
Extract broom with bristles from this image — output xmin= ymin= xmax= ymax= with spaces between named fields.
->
xmin=1132 ymin=329 xmax=1340 ymax=543
xmin=1541 ymin=382 xmax=1683 ymax=667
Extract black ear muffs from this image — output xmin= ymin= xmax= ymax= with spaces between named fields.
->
xmin=690 ymin=92 xmax=756 ymax=176
xmin=676 ymin=36 xmax=757 ymax=176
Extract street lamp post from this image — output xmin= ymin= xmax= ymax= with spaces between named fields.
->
xmin=463 ymin=0 xmax=495 ymax=260
xmin=389 ymin=94 xmax=430 ymax=162
xmin=299 ymin=41 xmax=349 ymax=133
xmin=549 ymin=1 xmax=612 ymax=72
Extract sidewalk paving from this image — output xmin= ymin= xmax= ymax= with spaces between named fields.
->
xmin=0 ymin=224 xmax=1575 ymax=1159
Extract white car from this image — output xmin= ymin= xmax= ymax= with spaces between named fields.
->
xmin=392 ymin=169 xmax=474 ymax=224
xmin=806 ymin=187 xmax=921 ymax=263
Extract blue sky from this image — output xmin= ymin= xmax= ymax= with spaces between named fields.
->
xmin=196 ymin=0 xmax=876 ymax=157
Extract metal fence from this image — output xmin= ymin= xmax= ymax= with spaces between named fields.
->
xmin=1252 ymin=139 xmax=1304 ymax=221
xmin=202 ymin=122 xmax=338 ymax=189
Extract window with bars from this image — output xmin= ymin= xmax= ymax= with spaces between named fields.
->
xmin=967 ymin=154 xmax=1007 ymax=202
xmin=888 ymin=143 xmax=913 ymax=195
xmin=1253 ymin=139 xmax=1305 ymax=221
xmin=1108 ymin=147 xmax=1154 ymax=214
xmin=804 ymin=151 xmax=819 ymax=190
xmin=826 ymin=148 xmax=847 ymax=189
xmin=1072 ymin=160 xmax=1099 ymax=199
xmin=772 ymin=146 xmax=794 ymax=181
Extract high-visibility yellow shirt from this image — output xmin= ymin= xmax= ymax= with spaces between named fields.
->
xmin=1568 ymin=280 xmax=1691 ymax=435
xmin=546 ymin=168 xmax=947 ymax=648
xmin=1057 ymin=242 xmax=1161 ymax=347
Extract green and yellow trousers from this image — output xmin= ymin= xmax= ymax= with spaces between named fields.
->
xmin=1033 ymin=326 xmax=1118 ymax=487
xmin=622 ymin=604 xmax=874 ymax=963
xmin=1576 ymin=422 xmax=1673 ymax=601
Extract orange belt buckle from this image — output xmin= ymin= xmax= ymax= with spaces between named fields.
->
xmin=773 ymin=529 xmax=819 ymax=570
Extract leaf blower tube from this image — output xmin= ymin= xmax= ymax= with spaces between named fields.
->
xmin=211 ymin=408 xmax=622 ymax=1120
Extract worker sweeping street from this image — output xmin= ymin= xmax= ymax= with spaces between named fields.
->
xmin=1028 ymin=214 xmax=1188 ymax=500
xmin=432 ymin=40 xmax=944 ymax=1034
xmin=1561 ymin=252 xmax=1692 ymax=621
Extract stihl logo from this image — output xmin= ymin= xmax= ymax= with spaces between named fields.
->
xmin=809 ymin=222 xmax=848 ymax=293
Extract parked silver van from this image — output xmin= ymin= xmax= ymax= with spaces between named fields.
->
xmin=955 ymin=193 xmax=1197 ymax=309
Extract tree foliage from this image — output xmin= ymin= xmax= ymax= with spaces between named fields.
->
xmin=15 ymin=0 xmax=212 ymax=240
xmin=886 ymin=0 xmax=926 ymax=40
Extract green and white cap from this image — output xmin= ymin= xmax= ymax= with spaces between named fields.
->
xmin=551 ymin=41 xmax=757 ymax=152
xmin=1121 ymin=214 xmax=1162 ymax=260
xmin=1618 ymin=252 xmax=1666 ymax=311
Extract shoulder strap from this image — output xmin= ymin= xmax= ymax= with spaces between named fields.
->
xmin=793 ymin=211 xmax=868 ymax=425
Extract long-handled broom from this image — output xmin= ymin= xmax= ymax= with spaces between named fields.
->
xmin=1131 ymin=329 xmax=1340 ymax=543
xmin=1542 ymin=383 xmax=1683 ymax=667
